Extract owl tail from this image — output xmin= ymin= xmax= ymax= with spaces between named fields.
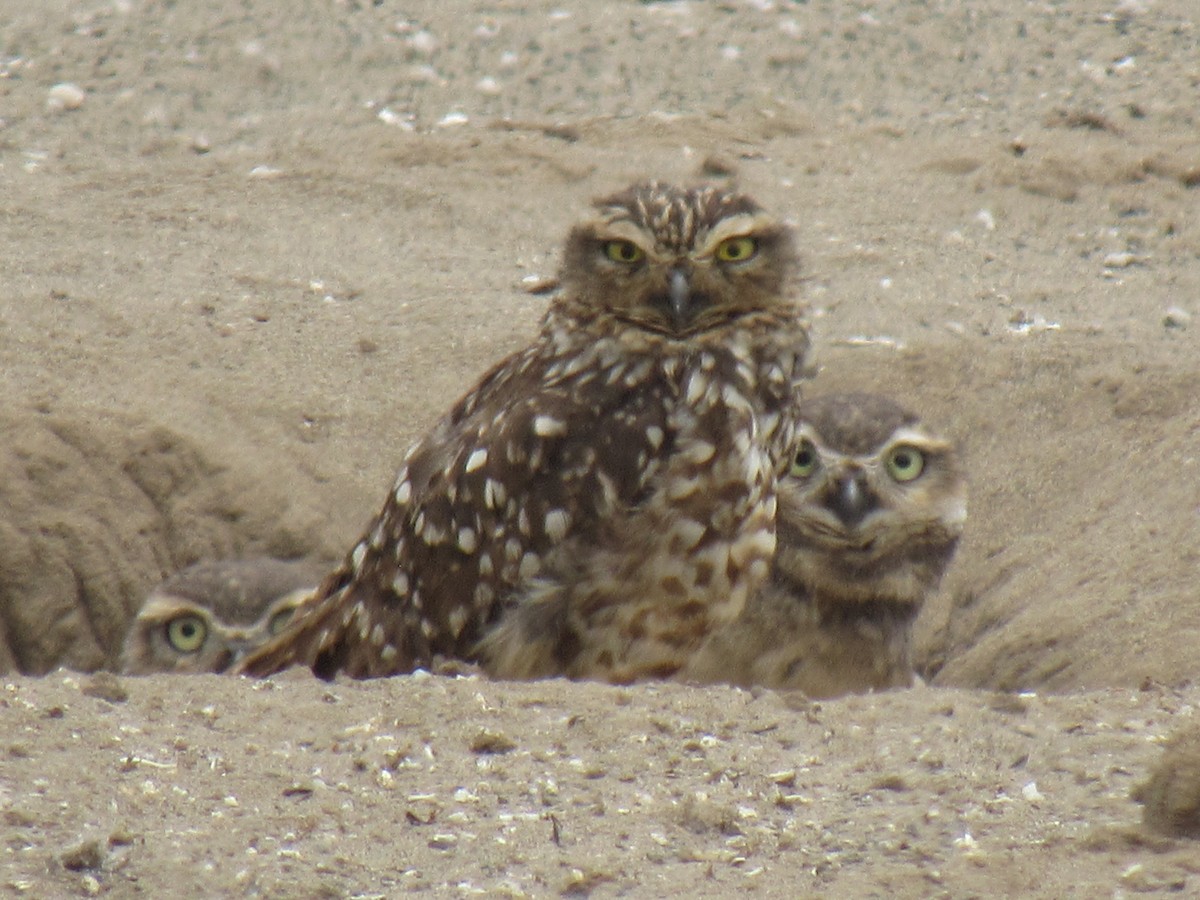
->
xmin=233 ymin=567 xmax=357 ymax=679
xmin=234 ymin=567 xmax=432 ymax=680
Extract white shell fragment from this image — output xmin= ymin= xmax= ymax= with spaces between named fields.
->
xmin=47 ymin=83 xmax=86 ymax=112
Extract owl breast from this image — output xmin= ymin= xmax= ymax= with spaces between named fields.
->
xmin=478 ymin=307 xmax=806 ymax=683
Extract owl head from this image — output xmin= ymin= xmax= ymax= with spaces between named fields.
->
xmin=120 ymin=559 xmax=324 ymax=674
xmin=775 ymin=392 xmax=967 ymax=608
xmin=558 ymin=181 xmax=798 ymax=337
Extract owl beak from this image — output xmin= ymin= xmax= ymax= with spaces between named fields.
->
xmin=216 ymin=637 xmax=256 ymax=673
xmin=829 ymin=474 xmax=874 ymax=528
xmin=668 ymin=267 xmax=699 ymax=330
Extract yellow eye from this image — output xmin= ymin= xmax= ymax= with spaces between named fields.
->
xmin=603 ymin=240 xmax=644 ymax=264
xmin=886 ymin=445 xmax=925 ymax=482
xmin=268 ymin=607 xmax=296 ymax=635
xmin=790 ymin=440 xmax=819 ymax=478
xmin=166 ymin=615 xmax=208 ymax=653
xmin=715 ymin=236 xmax=758 ymax=262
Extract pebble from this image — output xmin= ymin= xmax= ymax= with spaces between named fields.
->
xmin=408 ymin=30 xmax=438 ymax=56
xmin=1103 ymin=251 xmax=1139 ymax=269
xmin=377 ymin=107 xmax=415 ymax=130
xmin=1163 ymin=306 xmax=1190 ymax=329
xmin=47 ymin=82 xmax=86 ymax=112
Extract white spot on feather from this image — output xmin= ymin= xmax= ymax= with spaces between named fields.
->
xmin=518 ymin=552 xmax=540 ymax=580
xmin=672 ymin=518 xmax=707 ymax=550
xmin=682 ymin=441 xmax=716 ymax=465
xmin=448 ymin=606 xmax=469 ymax=638
xmin=544 ymin=509 xmax=570 ymax=542
xmin=394 ymin=478 xmax=412 ymax=505
xmin=484 ymin=478 xmax=507 ymax=509
xmin=473 ymin=583 xmax=494 ymax=608
xmin=458 ymin=527 xmax=478 ymax=554
xmin=465 ymin=448 xmax=488 ymax=473
xmin=533 ymin=415 xmax=567 ymax=437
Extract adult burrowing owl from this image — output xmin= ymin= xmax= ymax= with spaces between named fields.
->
xmin=120 ymin=559 xmax=324 ymax=674
xmin=679 ymin=393 xmax=966 ymax=698
xmin=238 ymin=181 xmax=810 ymax=683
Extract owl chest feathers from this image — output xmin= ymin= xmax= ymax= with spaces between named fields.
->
xmin=466 ymin=309 xmax=805 ymax=681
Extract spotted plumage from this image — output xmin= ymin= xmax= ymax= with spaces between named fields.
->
xmin=679 ymin=393 xmax=967 ymax=697
xmin=120 ymin=558 xmax=324 ymax=674
xmin=237 ymin=181 xmax=810 ymax=684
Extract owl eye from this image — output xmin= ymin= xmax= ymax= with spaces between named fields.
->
xmin=790 ymin=439 xmax=819 ymax=477
xmin=715 ymin=236 xmax=758 ymax=262
xmin=166 ymin=615 xmax=208 ymax=653
xmin=886 ymin=445 xmax=925 ymax=482
xmin=268 ymin=607 xmax=296 ymax=635
xmin=603 ymin=240 xmax=644 ymax=264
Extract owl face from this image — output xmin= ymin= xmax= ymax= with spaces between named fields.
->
xmin=775 ymin=393 xmax=966 ymax=606
xmin=120 ymin=560 xmax=321 ymax=674
xmin=559 ymin=182 xmax=796 ymax=337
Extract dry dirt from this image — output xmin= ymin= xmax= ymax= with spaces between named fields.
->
xmin=1 ymin=0 xmax=1199 ymax=896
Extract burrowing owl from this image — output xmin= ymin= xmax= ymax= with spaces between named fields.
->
xmin=120 ymin=559 xmax=324 ymax=674
xmin=679 ymin=393 xmax=966 ymax=698
xmin=237 ymin=181 xmax=810 ymax=683
xmin=1134 ymin=726 xmax=1200 ymax=839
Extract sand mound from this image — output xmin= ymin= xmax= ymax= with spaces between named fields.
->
xmin=0 ymin=406 xmax=331 ymax=673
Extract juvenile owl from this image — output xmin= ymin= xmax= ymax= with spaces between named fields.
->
xmin=680 ymin=393 xmax=966 ymax=698
xmin=238 ymin=181 xmax=810 ymax=684
xmin=121 ymin=559 xmax=325 ymax=674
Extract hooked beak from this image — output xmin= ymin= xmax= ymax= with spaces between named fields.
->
xmin=214 ymin=636 xmax=256 ymax=673
xmin=828 ymin=474 xmax=874 ymax=528
xmin=660 ymin=266 xmax=711 ymax=333
xmin=668 ymin=268 xmax=691 ymax=326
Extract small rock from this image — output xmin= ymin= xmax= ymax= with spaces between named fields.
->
xmin=407 ymin=30 xmax=438 ymax=56
xmin=475 ymin=76 xmax=501 ymax=96
xmin=469 ymin=729 xmax=516 ymax=754
xmin=699 ymin=154 xmax=738 ymax=177
xmin=1163 ymin=306 xmax=1191 ymax=329
xmin=61 ymin=839 xmax=104 ymax=872
xmin=1103 ymin=251 xmax=1140 ymax=269
xmin=81 ymin=673 xmax=129 ymax=704
xmin=47 ymin=83 xmax=86 ymax=112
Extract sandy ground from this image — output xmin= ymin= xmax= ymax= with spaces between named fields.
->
xmin=1 ymin=0 xmax=1199 ymax=895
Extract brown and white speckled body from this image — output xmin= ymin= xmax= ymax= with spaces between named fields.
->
xmin=237 ymin=182 xmax=810 ymax=684
xmin=680 ymin=393 xmax=966 ymax=698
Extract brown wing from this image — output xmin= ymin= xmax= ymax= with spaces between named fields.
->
xmin=236 ymin=331 xmax=677 ymax=679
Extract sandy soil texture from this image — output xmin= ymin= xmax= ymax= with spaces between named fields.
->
xmin=1 ymin=0 xmax=1199 ymax=895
